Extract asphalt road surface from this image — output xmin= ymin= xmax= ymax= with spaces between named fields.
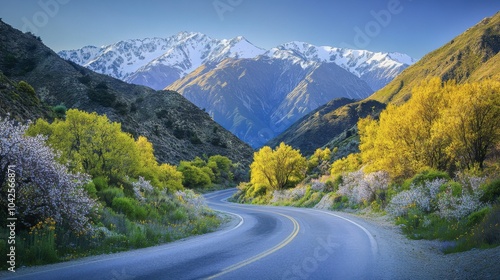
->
xmin=5 ymin=189 xmax=381 ymax=280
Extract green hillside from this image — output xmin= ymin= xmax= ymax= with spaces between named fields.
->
xmin=370 ymin=12 xmax=500 ymax=104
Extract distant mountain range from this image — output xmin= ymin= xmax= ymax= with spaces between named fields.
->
xmin=166 ymin=55 xmax=373 ymax=147
xmin=270 ymin=12 xmax=500 ymax=157
xmin=58 ymin=32 xmax=414 ymax=92
xmin=59 ymin=32 xmax=414 ymax=147
xmin=0 ymin=20 xmax=254 ymax=167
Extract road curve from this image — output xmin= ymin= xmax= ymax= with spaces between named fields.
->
xmin=5 ymin=189 xmax=380 ymax=280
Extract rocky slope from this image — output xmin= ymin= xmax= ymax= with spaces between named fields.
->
xmin=0 ymin=20 xmax=253 ymax=166
xmin=167 ymin=55 xmax=373 ymax=148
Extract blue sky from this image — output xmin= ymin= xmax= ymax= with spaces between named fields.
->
xmin=1 ymin=0 xmax=499 ymax=59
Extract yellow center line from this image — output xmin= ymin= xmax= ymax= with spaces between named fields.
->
xmin=205 ymin=209 xmax=300 ymax=279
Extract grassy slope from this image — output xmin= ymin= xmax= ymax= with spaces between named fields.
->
xmin=370 ymin=12 xmax=500 ymax=104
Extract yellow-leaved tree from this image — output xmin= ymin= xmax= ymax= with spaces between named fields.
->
xmin=135 ymin=136 xmax=183 ymax=190
xmin=358 ymin=78 xmax=500 ymax=179
xmin=28 ymin=109 xmax=138 ymax=178
xmin=27 ymin=109 xmax=184 ymax=191
xmin=439 ymin=80 xmax=500 ymax=169
xmin=250 ymin=142 xmax=307 ymax=190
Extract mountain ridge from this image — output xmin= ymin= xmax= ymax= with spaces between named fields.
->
xmin=0 ymin=20 xmax=254 ymax=167
xmin=166 ymin=55 xmax=373 ymax=147
xmin=268 ymin=12 xmax=500 ymax=156
xmin=58 ymin=32 xmax=415 ymax=91
xmin=369 ymin=12 xmax=500 ymax=104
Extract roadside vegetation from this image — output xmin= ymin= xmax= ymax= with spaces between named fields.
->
xmin=0 ymin=108 xmax=239 ymax=268
xmin=234 ymin=78 xmax=500 ymax=253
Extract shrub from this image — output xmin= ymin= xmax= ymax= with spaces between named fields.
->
xmin=0 ymin=118 xmax=95 ymax=233
xmin=178 ymin=161 xmax=212 ymax=188
xmin=93 ymin=176 xmax=109 ymax=191
xmin=111 ymin=197 xmax=147 ymax=220
xmin=53 ymin=104 xmax=67 ymax=118
xmin=466 ymin=207 xmax=491 ymax=227
xmin=402 ymin=169 xmax=450 ymax=190
xmin=99 ymin=187 xmax=125 ymax=207
xmin=17 ymin=81 xmax=34 ymax=94
xmin=132 ymin=177 xmax=154 ymax=202
xmin=387 ymin=179 xmax=446 ymax=217
xmin=474 ymin=205 xmax=500 ymax=245
xmin=83 ymin=181 xmax=98 ymax=199
xmin=437 ymin=190 xmax=484 ymax=221
xmin=480 ymin=179 xmax=500 ymax=203
xmin=310 ymin=180 xmax=326 ymax=192
xmin=338 ymin=170 xmax=389 ymax=205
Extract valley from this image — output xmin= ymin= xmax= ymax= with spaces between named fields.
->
xmin=0 ymin=3 xmax=499 ymax=279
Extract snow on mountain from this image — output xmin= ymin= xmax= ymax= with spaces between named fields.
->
xmin=272 ymin=41 xmax=416 ymax=90
xmin=58 ymin=32 xmax=266 ymax=89
xmin=58 ymin=33 xmax=415 ymax=91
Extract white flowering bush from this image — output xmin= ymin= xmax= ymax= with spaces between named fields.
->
xmin=175 ymin=189 xmax=211 ymax=216
xmin=387 ymin=179 xmax=446 ymax=217
xmin=337 ymin=170 xmax=389 ymax=205
xmin=437 ymin=191 xmax=484 ymax=220
xmin=387 ymin=176 xmax=485 ymax=221
xmin=310 ymin=180 xmax=326 ymax=192
xmin=271 ymin=186 xmax=307 ymax=203
xmin=132 ymin=176 xmax=155 ymax=202
xmin=0 ymin=118 xmax=96 ymax=233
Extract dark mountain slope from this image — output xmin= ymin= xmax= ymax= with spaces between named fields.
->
xmin=167 ymin=56 xmax=373 ymax=148
xmin=0 ymin=71 xmax=52 ymax=121
xmin=267 ymin=98 xmax=386 ymax=156
xmin=0 ymin=20 xmax=253 ymax=166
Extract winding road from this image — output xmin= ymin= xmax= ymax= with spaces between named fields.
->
xmin=5 ymin=189 xmax=383 ymax=280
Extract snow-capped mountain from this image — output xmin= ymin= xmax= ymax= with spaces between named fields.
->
xmin=166 ymin=55 xmax=373 ymax=147
xmin=269 ymin=41 xmax=416 ymax=90
xmin=58 ymin=32 xmax=415 ymax=91
xmin=58 ymin=33 xmax=415 ymax=147
xmin=58 ymin=32 xmax=266 ymax=89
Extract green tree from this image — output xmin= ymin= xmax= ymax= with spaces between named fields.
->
xmin=250 ymin=143 xmax=307 ymax=190
xmin=177 ymin=161 xmax=212 ymax=188
xmin=28 ymin=109 xmax=138 ymax=178
xmin=207 ymin=155 xmax=234 ymax=183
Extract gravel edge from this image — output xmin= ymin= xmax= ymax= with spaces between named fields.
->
xmin=335 ymin=211 xmax=500 ymax=280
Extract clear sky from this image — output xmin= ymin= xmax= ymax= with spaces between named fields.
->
xmin=1 ymin=0 xmax=499 ymax=59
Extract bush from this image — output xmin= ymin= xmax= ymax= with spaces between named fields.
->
xmin=466 ymin=207 xmax=491 ymax=227
xmin=480 ymin=179 xmax=500 ymax=203
xmin=474 ymin=205 xmax=500 ymax=245
xmin=402 ymin=169 xmax=450 ymax=190
xmin=53 ymin=104 xmax=67 ymax=118
xmin=111 ymin=197 xmax=135 ymax=218
xmin=83 ymin=181 xmax=97 ymax=199
xmin=178 ymin=161 xmax=212 ymax=188
xmin=17 ymin=80 xmax=35 ymax=95
xmin=387 ymin=178 xmax=446 ymax=217
xmin=99 ymin=187 xmax=125 ymax=207
xmin=93 ymin=176 xmax=109 ymax=191
xmin=111 ymin=197 xmax=147 ymax=221
xmin=337 ymin=170 xmax=389 ymax=205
